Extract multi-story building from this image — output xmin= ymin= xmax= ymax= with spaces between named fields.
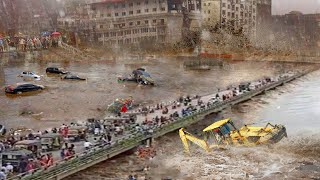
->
xmin=272 ymin=11 xmax=320 ymax=48
xmin=57 ymin=0 xmax=201 ymax=46
xmin=201 ymin=0 xmax=271 ymax=38
xmin=201 ymin=0 xmax=221 ymax=28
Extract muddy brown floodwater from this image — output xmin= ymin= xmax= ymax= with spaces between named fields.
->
xmin=0 ymin=57 xmax=305 ymax=130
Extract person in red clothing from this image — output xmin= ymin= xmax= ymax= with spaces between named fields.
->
xmin=47 ymin=153 xmax=54 ymax=166
xmin=25 ymin=159 xmax=35 ymax=172
xmin=121 ymin=104 xmax=128 ymax=113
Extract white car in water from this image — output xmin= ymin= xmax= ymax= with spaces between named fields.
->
xmin=18 ymin=71 xmax=41 ymax=80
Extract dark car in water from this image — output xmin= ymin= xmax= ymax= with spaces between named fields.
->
xmin=61 ymin=74 xmax=86 ymax=81
xmin=46 ymin=67 xmax=68 ymax=74
xmin=5 ymin=83 xmax=45 ymax=94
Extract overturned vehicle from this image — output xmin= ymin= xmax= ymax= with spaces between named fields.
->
xmin=118 ymin=68 xmax=155 ymax=85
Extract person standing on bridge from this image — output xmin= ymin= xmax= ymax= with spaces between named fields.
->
xmin=84 ymin=140 xmax=92 ymax=150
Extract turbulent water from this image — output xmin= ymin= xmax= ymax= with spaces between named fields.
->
xmin=67 ymin=69 xmax=320 ymax=180
xmin=0 ymin=57 xmax=301 ymax=130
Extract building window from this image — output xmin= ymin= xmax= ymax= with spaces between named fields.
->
xmin=104 ymin=33 xmax=109 ymax=37
xmin=204 ymin=10 xmax=206 ymax=14
xmin=228 ymin=12 xmax=230 ymax=17
xmin=222 ymin=3 xmax=226 ymax=7
xmin=208 ymin=10 xmax=210 ymax=14
xmin=137 ymin=10 xmax=141 ymax=14
xmin=115 ymin=13 xmax=119 ymax=16
xmin=107 ymin=13 xmax=111 ymax=17
xmin=137 ymin=1 xmax=141 ymax=5
xmin=208 ymin=18 xmax=210 ymax=21
xmin=153 ymin=8 xmax=157 ymax=12
xmin=145 ymin=0 xmax=149 ymax=4
xmin=145 ymin=20 xmax=149 ymax=24
xmin=232 ymin=5 xmax=235 ymax=10
xmin=232 ymin=13 xmax=235 ymax=18
xmin=208 ymin=3 xmax=211 ymax=6
xmin=161 ymin=7 xmax=165 ymax=11
xmin=129 ymin=22 xmax=133 ymax=26
xmin=204 ymin=3 xmax=206 ymax=6
xmin=121 ymin=3 xmax=125 ymax=8
xmin=100 ymin=14 xmax=104 ymax=17
xmin=122 ymin=12 xmax=126 ymax=16
xmin=228 ymin=5 xmax=230 ymax=9
xmin=145 ymin=9 xmax=149 ymax=12
xmin=222 ymin=10 xmax=226 ymax=15
xmin=100 ymin=25 xmax=103 ymax=29
xmin=160 ymin=19 xmax=164 ymax=25
xmin=129 ymin=11 xmax=133 ymax=15
xmin=137 ymin=21 xmax=141 ymax=25
xmin=236 ymin=7 xmax=239 ymax=11
xmin=114 ymin=4 xmax=118 ymax=8
xmin=129 ymin=2 xmax=133 ymax=7
xmin=153 ymin=19 xmax=156 ymax=23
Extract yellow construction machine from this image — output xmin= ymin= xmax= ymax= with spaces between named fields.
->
xmin=179 ymin=118 xmax=287 ymax=154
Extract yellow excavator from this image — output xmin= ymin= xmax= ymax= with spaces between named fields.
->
xmin=179 ymin=118 xmax=287 ymax=154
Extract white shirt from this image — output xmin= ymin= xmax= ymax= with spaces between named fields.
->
xmin=0 ymin=171 xmax=6 ymax=180
xmin=84 ymin=142 xmax=92 ymax=148
xmin=5 ymin=164 xmax=13 ymax=172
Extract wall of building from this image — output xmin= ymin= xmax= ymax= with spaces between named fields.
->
xmin=201 ymin=0 xmax=221 ymax=28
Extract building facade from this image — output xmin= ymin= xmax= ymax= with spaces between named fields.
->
xmin=58 ymin=0 xmax=201 ymax=46
xmin=272 ymin=11 xmax=320 ymax=48
xmin=201 ymin=0 xmax=271 ymax=38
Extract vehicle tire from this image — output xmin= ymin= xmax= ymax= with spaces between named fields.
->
xmin=17 ymin=91 xmax=22 ymax=94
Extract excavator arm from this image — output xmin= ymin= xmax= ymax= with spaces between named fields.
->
xmin=179 ymin=128 xmax=210 ymax=154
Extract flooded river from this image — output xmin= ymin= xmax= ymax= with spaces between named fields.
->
xmin=1 ymin=55 xmax=318 ymax=179
xmin=0 ymin=56 xmax=302 ymax=130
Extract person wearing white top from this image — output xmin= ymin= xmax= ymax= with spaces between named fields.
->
xmin=5 ymin=163 xmax=13 ymax=173
xmin=84 ymin=141 xmax=92 ymax=150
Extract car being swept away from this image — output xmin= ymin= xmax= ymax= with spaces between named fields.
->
xmin=18 ymin=71 xmax=41 ymax=80
xmin=5 ymin=83 xmax=45 ymax=94
xmin=118 ymin=68 xmax=155 ymax=85
xmin=61 ymin=74 xmax=86 ymax=81
xmin=46 ymin=67 xmax=68 ymax=74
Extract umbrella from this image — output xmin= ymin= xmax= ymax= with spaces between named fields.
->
xmin=51 ymin=32 xmax=61 ymax=36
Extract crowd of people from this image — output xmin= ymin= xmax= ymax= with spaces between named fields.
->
xmin=0 ymin=34 xmax=61 ymax=52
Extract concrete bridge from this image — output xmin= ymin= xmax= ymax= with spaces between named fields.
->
xmin=8 ymin=70 xmax=313 ymax=180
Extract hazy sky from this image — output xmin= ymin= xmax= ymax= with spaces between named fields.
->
xmin=272 ymin=0 xmax=320 ymax=15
